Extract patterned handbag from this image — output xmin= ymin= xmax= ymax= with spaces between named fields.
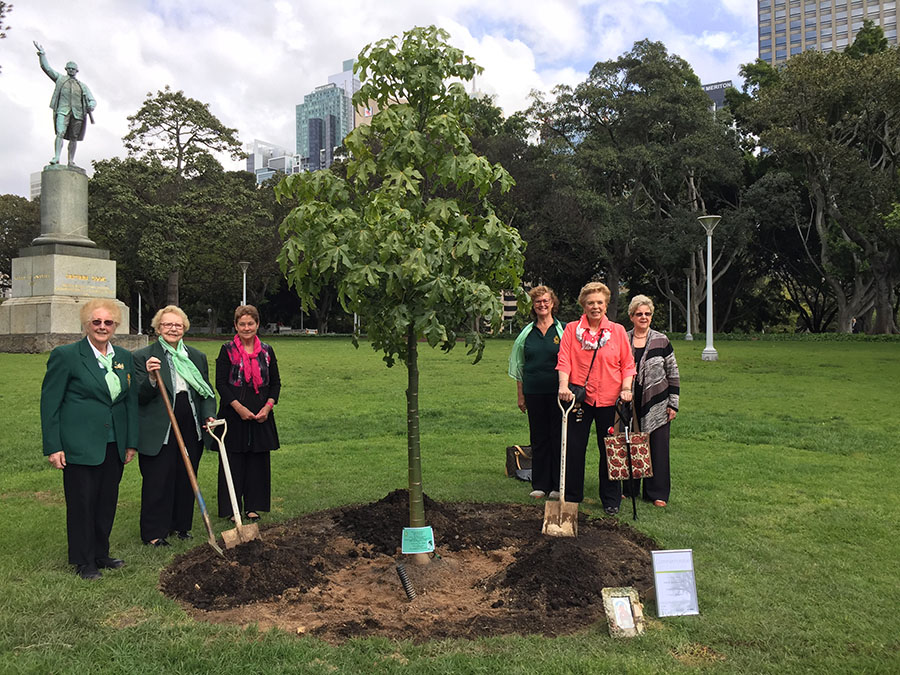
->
xmin=605 ymin=411 xmax=652 ymax=481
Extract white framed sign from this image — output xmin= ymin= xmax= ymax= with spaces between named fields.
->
xmin=651 ymin=549 xmax=699 ymax=617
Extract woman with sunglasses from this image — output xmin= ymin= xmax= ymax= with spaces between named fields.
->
xmin=622 ymin=295 xmax=680 ymax=507
xmin=509 ymin=286 xmax=566 ymax=499
xmin=133 ymin=306 xmax=216 ymax=546
xmin=40 ymin=299 xmax=138 ymax=580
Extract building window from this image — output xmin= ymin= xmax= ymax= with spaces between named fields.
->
xmin=806 ymin=30 xmax=817 ymax=39
xmin=821 ymin=40 xmax=832 ymax=48
xmin=760 ymin=38 xmax=773 ymax=48
xmin=776 ymin=35 xmax=788 ymax=45
xmin=822 ymin=26 xmax=833 ymax=36
xmin=791 ymin=45 xmax=803 ymax=54
xmin=761 ymin=49 xmax=773 ymax=59
xmin=776 ymin=49 xmax=788 ymax=58
xmin=791 ymin=19 xmax=802 ymax=28
xmin=852 ymin=7 xmax=864 ymax=16
xmin=761 ymin=11 xmax=772 ymax=20
xmin=776 ymin=21 xmax=787 ymax=30
xmin=760 ymin=25 xmax=773 ymax=35
xmin=775 ymin=9 xmax=787 ymax=18
xmin=836 ymin=36 xmax=849 ymax=46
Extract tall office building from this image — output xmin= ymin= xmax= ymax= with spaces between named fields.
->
xmin=758 ymin=0 xmax=898 ymax=64
xmin=295 ymin=60 xmax=360 ymax=171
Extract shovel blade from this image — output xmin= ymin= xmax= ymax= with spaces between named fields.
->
xmin=542 ymin=499 xmax=578 ymax=537
xmin=221 ymin=523 xmax=261 ymax=549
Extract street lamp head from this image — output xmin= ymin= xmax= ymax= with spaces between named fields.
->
xmin=697 ymin=215 xmax=721 ymax=235
xmin=238 ymin=261 xmax=250 ymax=273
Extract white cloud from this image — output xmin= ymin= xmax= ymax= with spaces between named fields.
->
xmin=0 ymin=0 xmax=757 ymax=197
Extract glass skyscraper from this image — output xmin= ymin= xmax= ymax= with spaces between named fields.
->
xmin=758 ymin=0 xmax=898 ymax=64
xmin=295 ymin=61 xmax=360 ymax=171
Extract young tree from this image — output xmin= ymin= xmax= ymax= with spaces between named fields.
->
xmin=276 ymin=26 xmax=524 ymax=539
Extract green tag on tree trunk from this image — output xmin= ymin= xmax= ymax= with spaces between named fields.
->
xmin=401 ymin=526 xmax=435 ymax=554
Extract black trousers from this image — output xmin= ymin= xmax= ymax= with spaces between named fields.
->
xmin=63 ymin=442 xmax=124 ymax=566
xmin=217 ymin=451 xmax=271 ymax=517
xmin=525 ymin=393 xmax=562 ymax=493
xmin=139 ymin=392 xmax=203 ymax=541
xmin=564 ymin=403 xmax=620 ymax=508
xmin=622 ymin=422 xmax=671 ymax=502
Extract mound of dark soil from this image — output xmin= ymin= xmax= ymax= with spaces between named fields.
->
xmin=161 ymin=491 xmax=659 ymax=643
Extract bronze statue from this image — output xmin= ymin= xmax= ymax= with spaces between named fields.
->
xmin=34 ymin=41 xmax=96 ymax=167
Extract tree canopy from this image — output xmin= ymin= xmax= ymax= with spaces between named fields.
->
xmin=276 ymin=25 xmax=525 ymax=532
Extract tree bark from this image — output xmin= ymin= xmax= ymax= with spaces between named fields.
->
xmin=167 ymin=268 xmax=179 ymax=306
xmin=406 ymin=323 xmax=425 ymax=529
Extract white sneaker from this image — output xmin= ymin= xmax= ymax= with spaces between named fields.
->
xmin=548 ymin=490 xmax=560 ymax=499
xmin=529 ymin=490 xmax=546 ymax=499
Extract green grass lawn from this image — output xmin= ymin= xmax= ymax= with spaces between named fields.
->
xmin=1 ymin=337 xmax=898 ymax=674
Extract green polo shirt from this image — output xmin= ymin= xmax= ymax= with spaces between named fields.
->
xmin=522 ymin=326 xmax=561 ymax=395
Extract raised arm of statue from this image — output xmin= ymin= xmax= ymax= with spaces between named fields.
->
xmin=34 ymin=41 xmax=59 ymax=82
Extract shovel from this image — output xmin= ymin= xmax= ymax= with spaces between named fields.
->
xmin=155 ymin=378 xmax=223 ymax=556
xmin=542 ymin=396 xmax=578 ymax=537
xmin=206 ymin=419 xmax=260 ymax=548
xmin=618 ymin=400 xmax=639 ymax=521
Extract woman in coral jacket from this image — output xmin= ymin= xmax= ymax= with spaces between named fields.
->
xmin=556 ymin=282 xmax=635 ymax=515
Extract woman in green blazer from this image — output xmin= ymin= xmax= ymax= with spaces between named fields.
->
xmin=40 ymin=299 xmax=138 ymax=580
xmin=132 ymin=306 xmax=216 ymax=546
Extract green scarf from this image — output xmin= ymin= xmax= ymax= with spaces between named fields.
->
xmin=158 ymin=337 xmax=214 ymax=399
xmin=96 ymin=351 xmax=122 ymax=401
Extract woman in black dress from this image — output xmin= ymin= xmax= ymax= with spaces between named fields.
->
xmin=215 ymin=305 xmax=280 ymax=522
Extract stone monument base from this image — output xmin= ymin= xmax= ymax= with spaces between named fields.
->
xmin=0 ymin=332 xmax=148 ymax=354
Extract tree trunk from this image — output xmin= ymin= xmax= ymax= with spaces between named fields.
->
xmin=406 ymin=323 xmax=425 ymax=529
xmin=871 ymin=270 xmax=899 ymax=334
xmin=166 ymin=268 xmax=179 ymax=306
xmin=406 ymin=324 xmax=430 ymax=565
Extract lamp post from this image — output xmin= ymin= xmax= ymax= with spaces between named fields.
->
xmin=238 ymin=261 xmax=250 ymax=305
xmin=683 ymin=268 xmax=693 ymax=341
xmin=697 ymin=215 xmax=721 ymax=361
xmin=135 ymin=280 xmax=143 ymax=335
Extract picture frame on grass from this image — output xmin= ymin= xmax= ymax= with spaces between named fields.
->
xmin=601 ymin=587 xmax=645 ymax=637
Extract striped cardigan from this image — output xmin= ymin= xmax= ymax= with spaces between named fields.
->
xmin=627 ymin=328 xmax=680 ymax=434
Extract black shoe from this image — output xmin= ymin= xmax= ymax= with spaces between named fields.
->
xmin=173 ymin=531 xmax=192 ymax=540
xmin=95 ymin=557 xmax=125 ymax=569
xmin=604 ymin=506 xmax=620 ymax=516
xmin=143 ymin=538 xmax=171 ymax=547
xmin=75 ymin=564 xmax=102 ymax=580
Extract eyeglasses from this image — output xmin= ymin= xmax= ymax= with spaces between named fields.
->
xmin=633 ymin=312 xmax=653 ymax=317
xmin=160 ymin=322 xmax=184 ymax=330
xmin=91 ymin=319 xmax=117 ymax=327
xmin=533 ymin=300 xmax=552 ymax=306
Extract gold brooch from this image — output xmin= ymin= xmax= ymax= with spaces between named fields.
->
xmin=114 ymin=362 xmax=125 ymax=370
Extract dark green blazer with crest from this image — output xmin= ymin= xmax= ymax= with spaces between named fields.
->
xmin=40 ymin=337 xmax=139 ymax=465
xmin=132 ymin=340 xmax=217 ymax=456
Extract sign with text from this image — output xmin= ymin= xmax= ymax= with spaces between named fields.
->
xmin=651 ymin=549 xmax=700 ymax=617
xmin=401 ymin=526 xmax=435 ymax=554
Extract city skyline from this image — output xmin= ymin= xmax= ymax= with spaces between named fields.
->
xmin=0 ymin=1 xmax=756 ymax=198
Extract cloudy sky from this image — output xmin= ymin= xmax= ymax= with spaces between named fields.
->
xmin=0 ymin=0 xmax=757 ymax=198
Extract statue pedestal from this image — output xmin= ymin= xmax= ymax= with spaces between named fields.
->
xmin=0 ymin=166 xmax=147 ymax=353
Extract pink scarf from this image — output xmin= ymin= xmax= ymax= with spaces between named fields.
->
xmin=230 ymin=334 xmax=263 ymax=393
